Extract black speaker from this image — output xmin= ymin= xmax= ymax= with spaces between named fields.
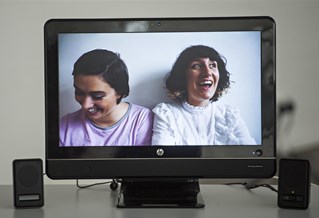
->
xmin=277 ymin=158 xmax=310 ymax=209
xmin=12 ymin=159 xmax=44 ymax=208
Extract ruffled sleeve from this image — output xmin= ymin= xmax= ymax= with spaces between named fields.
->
xmin=214 ymin=104 xmax=256 ymax=145
xmin=151 ymin=103 xmax=178 ymax=145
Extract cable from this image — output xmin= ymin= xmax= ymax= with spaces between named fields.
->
xmin=76 ymin=179 xmax=121 ymax=190
xmin=226 ymin=182 xmax=278 ymax=193
xmin=245 ymin=183 xmax=278 ymax=193
xmin=76 ymin=180 xmax=112 ymax=189
xmin=75 ymin=179 xmax=280 ymax=193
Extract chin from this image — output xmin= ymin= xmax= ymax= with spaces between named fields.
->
xmin=200 ymin=95 xmax=214 ymax=101
xmin=86 ymin=112 xmax=102 ymax=121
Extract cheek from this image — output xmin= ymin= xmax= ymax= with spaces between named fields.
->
xmin=187 ymin=71 xmax=198 ymax=84
xmin=99 ymin=97 xmax=117 ymax=109
xmin=214 ymin=70 xmax=220 ymax=82
xmin=216 ymin=75 xmax=220 ymax=83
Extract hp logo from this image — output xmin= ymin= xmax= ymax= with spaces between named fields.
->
xmin=156 ymin=149 xmax=164 ymax=157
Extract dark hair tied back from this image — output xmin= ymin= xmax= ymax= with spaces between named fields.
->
xmin=72 ymin=49 xmax=130 ymax=104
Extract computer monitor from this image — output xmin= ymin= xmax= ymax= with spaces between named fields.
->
xmin=44 ymin=17 xmax=276 ymax=208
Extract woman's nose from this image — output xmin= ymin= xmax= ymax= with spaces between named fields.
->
xmin=81 ymin=96 xmax=94 ymax=109
xmin=201 ymin=66 xmax=212 ymax=77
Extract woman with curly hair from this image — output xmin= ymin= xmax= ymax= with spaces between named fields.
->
xmin=152 ymin=45 xmax=256 ymax=145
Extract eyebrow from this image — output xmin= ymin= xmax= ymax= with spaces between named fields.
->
xmin=191 ymin=58 xmax=215 ymax=62
xmin=73 ymin=85 xmax=106 ymax=95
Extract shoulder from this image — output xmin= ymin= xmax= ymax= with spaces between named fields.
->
xmin=59 ymin=110 xmax=87 ymax=134
xmin=129 ymin=103 xmax=152 ymax=116
xmin=152 ymin=102 xmax=180 ymax=115
xmin=130 ymin=103 xmax=151 ymax=112
xmin=128 ymin=103 xmax=154 ymax=120
xmin=60 ymin=109 xmax=83 ymax=124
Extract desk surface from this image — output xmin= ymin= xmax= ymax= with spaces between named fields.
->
xmin=0 ymin=184 xmax=318 ymax=218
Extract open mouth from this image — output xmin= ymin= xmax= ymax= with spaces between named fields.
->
xmin=199 ymin=80 xmax=213 ymax=88
xmin=87 ymin=107 xmax=101 ymax=114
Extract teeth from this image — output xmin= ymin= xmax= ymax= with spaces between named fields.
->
xmin=199 ymin=81 xmax=213 ymax=86
xmin=88 ymin=108 xmax=96 ymax=113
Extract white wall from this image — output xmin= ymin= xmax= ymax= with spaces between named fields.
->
xmin=0 ymin=0 xmax=318 ymax=185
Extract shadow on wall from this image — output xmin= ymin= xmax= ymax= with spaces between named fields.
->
xmin=288 ymin=145 xmax=319 ymax=185
xmin=126 ymin=70 xmax=175 ymax=110
xmin=277 ymin=100 xmax=319 ymax=185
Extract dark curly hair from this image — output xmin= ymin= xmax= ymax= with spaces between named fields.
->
xmin=72 ymin=49 xmax=130 ymax=104
xmin=165 ymin=45 xmax=230 ymax=102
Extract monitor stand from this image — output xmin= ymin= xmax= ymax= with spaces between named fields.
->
xmin=116 ymin=178 xmax=205 ymax=208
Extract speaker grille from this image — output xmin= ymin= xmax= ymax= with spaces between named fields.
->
xmin=18 ymin=165 xmax=40 ymax=187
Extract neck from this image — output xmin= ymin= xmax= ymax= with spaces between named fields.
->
xmin=92 ymin=102 xmax=129 ymax=128
xmin=186 ymin=99 xmax=210 ymax=107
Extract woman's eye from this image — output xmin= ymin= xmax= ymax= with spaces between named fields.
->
xmin=209 ymin=63 xmax=217 ymax=69
xmin=91 ymin=95 xmax=104 ymax=101
xmin=191 ymin=63 xmax=201 ymax=69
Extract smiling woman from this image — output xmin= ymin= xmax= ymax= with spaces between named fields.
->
xmin=73 ymin=75 xmax=126 ymax=128
xmin=59 ymin=49 xmax=154 ymax=146
xmin=151 ymin=45 xmax=256 ymax=146
xmin=186 ymin=58 xmax=220 ymax=106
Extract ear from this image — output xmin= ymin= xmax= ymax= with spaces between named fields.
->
xmin=115 ymin=91 xmax=121 ymax=99
xmin=115 ymin=92 xmax=122 ymax=104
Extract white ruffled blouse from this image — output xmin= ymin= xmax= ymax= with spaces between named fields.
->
xmin=151 ymin=101 xmax=256 ymax=145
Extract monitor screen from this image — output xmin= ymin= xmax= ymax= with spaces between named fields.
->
xmin=44 ymin=17 xmax=276 ymax=207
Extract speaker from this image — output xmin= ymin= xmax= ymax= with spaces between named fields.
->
xmin=277 ymin=158 xmax=310 ymax=209
xmin=12 ymin=159 xmax=44 ymax=208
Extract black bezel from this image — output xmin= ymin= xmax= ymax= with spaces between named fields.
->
xmin=45 ymin=16 xmax=276 ymax=179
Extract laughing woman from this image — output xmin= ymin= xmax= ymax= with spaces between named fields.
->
xmin=151 ymin=45 xmax=256 ymax=145
xmin=59 ymin=49 xmax=153 ymax=146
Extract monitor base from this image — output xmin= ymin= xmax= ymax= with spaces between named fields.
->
xmin=116 ymin=178 xmax=205 ymax=208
